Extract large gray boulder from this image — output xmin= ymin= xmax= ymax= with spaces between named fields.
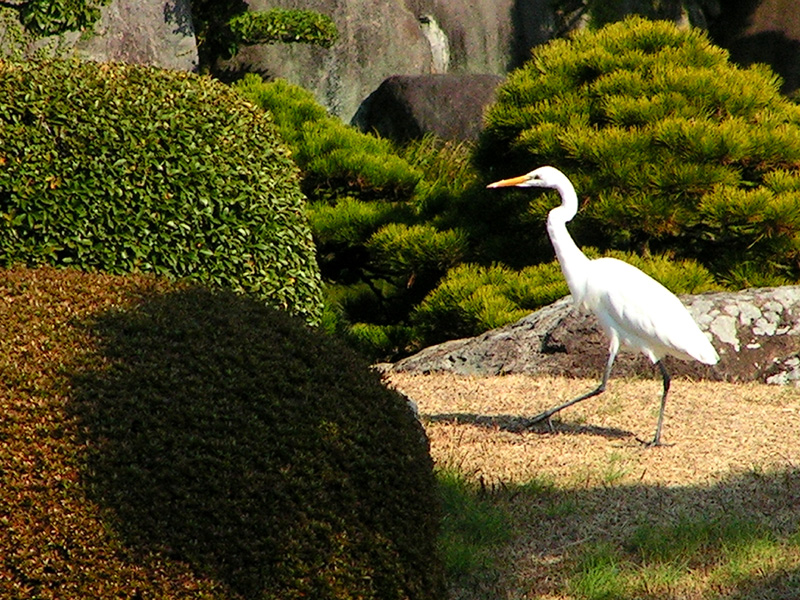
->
xmin=391 ymin=287 xmax=800 ymax=385
xmin=3 ymin=0 xmax=197 ymax=71
xmin=351 ymin=73 xmax=503 ymax=142
xmin=75 ymin=0 xmax=198 ymax=71
xmin=221 ymin=0 xmax=433 ymax=121
xmin=221 ymin=0 xmax=555 ymax=122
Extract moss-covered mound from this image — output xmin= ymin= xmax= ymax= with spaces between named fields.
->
xmin=0 ymin=266 xmax=444 ymax=599
xmin=0 ymin=59 xmax=322 ymax=324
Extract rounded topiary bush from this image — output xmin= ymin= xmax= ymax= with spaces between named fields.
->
xmin=0 ymin=265 xmax=444 ymax=599
xmin=476 ymin=16 xmax=800 ymax=287
xmin=0 ymin=59 xmax=322 ymax=324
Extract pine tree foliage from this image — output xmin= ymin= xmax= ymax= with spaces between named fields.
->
xmin=309 ymin=198 xmax=411 ymax=248
xmin=365 ymin=224 xmax=468 ymax=276
xmin=235 ymin=76 xmax=421 ymax=202
xmin=235 ymin=76 xmax=472 ymax=357
xmin=477 ymin=17 xmax=800 ymax=286
xmin=229 ymin=8 xmax=338 ymax=48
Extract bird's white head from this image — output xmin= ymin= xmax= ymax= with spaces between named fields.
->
xmin=486 ymin=165 xmax=567 ymax=190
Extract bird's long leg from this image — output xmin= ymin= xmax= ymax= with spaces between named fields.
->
xmin=645 ymin=361 xmax=671 ymax=447
xmin=525 ymin=338 xmax=619 ymax=429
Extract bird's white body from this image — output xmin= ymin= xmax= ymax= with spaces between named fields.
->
xmin=575 ymin=256 xmax=718 ymax=365
xmin=488 ymin=165 xmax=718 ymax=445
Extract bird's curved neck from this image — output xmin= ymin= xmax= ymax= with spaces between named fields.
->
xmin=546 ymin=180 xmax=590 ymax=301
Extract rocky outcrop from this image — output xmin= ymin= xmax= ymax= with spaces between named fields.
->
xmin=221 ymin=0 xmax=554 ymax=122
xmin=6 ymin=0 xmax=197 ymax=71
xmin=404 ymin=0 xmax=556 ymax=73
xmin=221 ymin=0 xmax=434 ymax=121
xmin=708 ymin=0 xmax=800 ymax=96
xmin=351 ymin=73 xmax=503 ymax=142
xmin=74 ymin=0 xmax=198 ymax=71
xmin=390 ymin=287 xmax=800 ymax=385
xmin=6 ymin=1 xmax=799 ymax=120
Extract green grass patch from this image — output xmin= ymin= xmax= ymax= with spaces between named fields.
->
xmin=436 ymin=469 xmax=512 ymax=587
xmin=569 ymin=515 xmax=800 ymax=599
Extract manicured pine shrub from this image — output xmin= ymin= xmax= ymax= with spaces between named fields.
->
xmin=0 ymin=59 xmax=322 ymax=325
xmin=235 ymin=75 xmax=422 ymax=202
xmin=236 ymin=76 xmax=472 ymax=357
xmin=191 ymin=2 xmax=337 ymax=73
xmin=229 ymin=8 xmax=338 ymax=48
xmin=475 ymin=16 xmax=800 ymax=288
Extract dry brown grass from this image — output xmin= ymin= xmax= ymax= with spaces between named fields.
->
xmin=386 ymin=372 xmax=800 ymax=599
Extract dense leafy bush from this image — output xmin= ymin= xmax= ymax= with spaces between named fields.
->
xmin=476 ymin=17 xmax=800 ymax=287
xmin=0 ymin=59 xmax=322 ymax=324
xmin=0 ymin=265 xmax=445 ymax=599
xmin=16 ymin=0 xmax=110 ymax=36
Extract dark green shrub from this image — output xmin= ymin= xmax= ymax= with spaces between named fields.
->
xmin=0 ymin=265 xmax=445 ymax=599
xmin=0 ymin=59 xmax=322 ymax=324
xmin=476 ymin=16 xmax=800 ymax=287
xmin=230 ymin=8 xmax=338 ymax=48
xmin=189 ymin=0 xmax=248 ymax=70
xmin=17 ymin=0 xmax=110 ymax=36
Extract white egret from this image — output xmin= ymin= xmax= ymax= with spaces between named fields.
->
xmin=487 ymin=166 xmax=719 ymax=446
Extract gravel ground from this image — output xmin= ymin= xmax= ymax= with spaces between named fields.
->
xmin=386 ymin=372 xmax=800 ymax=489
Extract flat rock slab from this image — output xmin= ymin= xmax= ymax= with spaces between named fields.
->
xmin=390 ymin=287 xmax=800 ymax=385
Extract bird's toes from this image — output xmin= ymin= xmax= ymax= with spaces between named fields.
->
xmin=635 ymin=436 xmax=673 ymax=448
xmin=521 ymin=414 xmax=556 ymax=432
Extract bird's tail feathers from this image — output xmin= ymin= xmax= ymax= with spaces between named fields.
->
xmin=693 ymin=338 xmax=720 ymax=365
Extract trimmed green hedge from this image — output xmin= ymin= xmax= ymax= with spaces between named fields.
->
xmin=0 ymin=59 xmax=322 ymax=324
xmin=230 ymin=8 xmax=338 ymax=48
xmin=1 ymin=265 xmax=445 ymax=599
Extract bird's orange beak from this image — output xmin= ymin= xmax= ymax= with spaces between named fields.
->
xmin=486 ymin=175 xmax=528 ymax=189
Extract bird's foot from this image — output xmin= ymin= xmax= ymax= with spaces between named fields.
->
xmin=522 ymin=412 xmax=557 ymax=432
xmin=635 ymin=436 xmax=673 ymax=448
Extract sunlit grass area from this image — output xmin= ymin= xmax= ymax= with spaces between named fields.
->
xmin=395 ymin=372 xmax=800 ymax=599
xmin=570 ymin=517 xmax=800 ymax=600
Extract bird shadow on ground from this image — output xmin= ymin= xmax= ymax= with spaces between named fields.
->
xmin=424 ymin=412 xmax=634 ymax=439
